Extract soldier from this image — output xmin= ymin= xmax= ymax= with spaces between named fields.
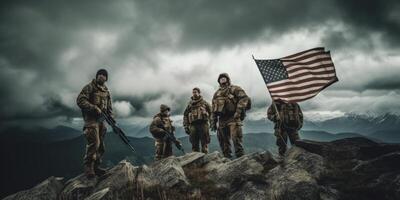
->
xmin=149 ymin=104 xmax=179 ymax=160
xmin=76 ymin=69 xmax=113 ymax=178
xmin=183 ymin=87 xmax=212 ymax=153
xmin=267 ymin=100 xmax=303 ymax=156
xmin=211 ymin=73 xmax=251 ymax=158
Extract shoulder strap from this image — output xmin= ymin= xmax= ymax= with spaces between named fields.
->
xmin=187 ymin=101 xmax=192 ymax=110
xmin=294 ymin=103 xmax=299 ymax=115
xmin=157 ymin=116 xmax=166 ymax=128
xmin=87 ymin=83 xmax=96 ymax=102
xmin=229 ymin=85 xmax=236 ymax=95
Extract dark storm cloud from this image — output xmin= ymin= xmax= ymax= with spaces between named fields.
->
xmin=365 ymin=76 xmax=400 ymax=90
xmin=135 ymin=0 xmax=337 ymax=49
xmin=1 ymin=0 xmax=135 ymax=70
xmin=329 ymin=0 xmax=400 ymax=48
xmin=0 ymin=0 xmax=158 ymax=121
xmin=43 ymin=95 xmax=79 ymax=118
xmin=133 ymin=0 xmax=400 ymax=50
xmin=0 ymin=0 xmax=399 ymax=124
xmin=1 ymin=0 xmax=398 ymax=64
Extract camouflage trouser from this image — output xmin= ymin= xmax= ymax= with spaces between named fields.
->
xmin=274 ymin=128 xmax=300 ymax=155
xmin=189 ymin=122 xmax=210 ymax=153
xmin=217 ymin=122 xmax=244 ymax=158
xmin=83 ymin=123 xmax=106 ymax=167
xmin=154 ymin=139 xmax=173 ymax=161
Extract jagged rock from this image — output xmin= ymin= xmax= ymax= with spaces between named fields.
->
xmin=345 ymin=152 xmax=400 ymax=199
xmin=208 ymin=151 xmax=277 ymax=189
xmin=84 ymin=188 xmax=110 ymax=200
xmin=177 ymin=152 xmax=209 ymax=167
xmin=353 ymin=152 xmax=400 ymax=175
xmin=5 ymin=137 xmax=400 ymax=200
xmin=59 ymin=161 xmax=137 ymax=200
xmin=296 ymin=137 xmax=400 ymax=199
xmin=178 ymin=151 xmax=231 ymax=169
xmin=264 ymin=147 xmax=326 ymax=200
xmin=296 ymin=137 xmax=400 ymax=161
xmin=3 ymin=176 xmax=64 ymax=200
xmin=139 ymin=156 xmax=189 ymax=189
xmin=59 ymin=174 xmax=98 ymax=200
xmin=179 ymin=151 xmax=278 ymax=199
xmin=229 ymin=180 xmax=268 ymax=200
xmin=91 ymin=160 xmax=137 ymax=199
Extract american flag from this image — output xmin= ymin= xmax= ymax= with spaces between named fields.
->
xmin=254 ymin=47 xmax=338 ymax=102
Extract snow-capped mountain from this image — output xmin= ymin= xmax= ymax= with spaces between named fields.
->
xmin=308 ymin=112 xmax=400 ymax=135
xmin=117 ymin=112 xmax=400 ymax=138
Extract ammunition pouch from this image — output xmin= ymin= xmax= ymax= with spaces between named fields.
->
xmin=239 ymin=110 xmax=246 ymax=121
xmin=188 ymin=105 xmax=209 ymax=124
xmin=212 ymin=96 xmax=236 ymax=116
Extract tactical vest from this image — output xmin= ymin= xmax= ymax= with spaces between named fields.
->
xmin=80 ymin=81 xmax=110 ymax=127
xmin=89 ymin=83 xmax=110 ymax=111
xmin=161 ymin=116 xmax=173 ymax=133
xmin=277 ymin=103 xmax=301 ymax=128
xmin=188 ymin=100 xmax=209 ymax=124
xmin=212 ymin=86 xmax=237 ymax=116
xmin=150 ymin=114 xmax=174 ymax=139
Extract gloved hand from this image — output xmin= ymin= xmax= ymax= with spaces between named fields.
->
xmin=94 ymin=106 xmax=102 ymax=115
xmin=184 ymin=126 xmax=190 ymax=135
xmin=162 ymin=131 xmax=169 ymax=141
xmin=233 ymin=112 xmax=241 ymax=120
xmin=297 ymin=123 xmax=303 ymax=131
xmin=210 ymin=123 xmax=217 ymax=132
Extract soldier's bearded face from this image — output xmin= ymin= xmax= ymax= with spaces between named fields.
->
xmin=219 ymin=77 xmax=227 ymax=85
xmin=162 ymin=110 xmax=170 ymax=116
xmin=192 ymin=90 xmax=200 ymax=98
xmin=96 ymin=75 xmax=107 ymax=85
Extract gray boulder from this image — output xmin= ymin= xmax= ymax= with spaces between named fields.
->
xmin=4 ymin=177 xmax=64 ymax=200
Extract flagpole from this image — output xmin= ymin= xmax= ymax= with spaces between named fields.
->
xmin=251 ymin=54 xmax=288 ymax=150
xmin=272 ymin=100 xmax=280 ymax=121
xmin=272 ymin=100 xmax=287 ymax=147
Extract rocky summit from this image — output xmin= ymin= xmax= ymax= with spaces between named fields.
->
xmin=4 ymin=137 xmax=400 ymax=200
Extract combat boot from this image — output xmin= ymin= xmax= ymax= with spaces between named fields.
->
xmin=201 ymin=146 xmax=208 ymax=154
xmin=84 ymin=162 xmax=95 ymax=179
xmin=278 ymin=147 xmax=286 ymax=157
xmin=223 ymin=153 xmax=232 ymax=159
xmin=236 ymin=153 xmax=244 ymax=158
xmin=94 ymin=164 xmax=107 ymax=176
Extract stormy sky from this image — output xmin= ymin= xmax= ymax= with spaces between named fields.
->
xmin=1 ymin=0 xmax=399 ymax=129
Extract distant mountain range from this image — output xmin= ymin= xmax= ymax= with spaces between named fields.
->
xmin=117 ymin=113 xmax=400 ymax=140
xmin=123 ymin=113 xmax=400 ymax=143
xmin=244 ymin=112 xmax=400 ymax=143
xmin=308 ymin=113 xmax=400 ymax=134
xmin=0 ymin=125 xmax=81 ymax=143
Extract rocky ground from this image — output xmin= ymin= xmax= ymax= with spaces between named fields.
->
xmin=4 ymin=137 xmax=400 ymax=200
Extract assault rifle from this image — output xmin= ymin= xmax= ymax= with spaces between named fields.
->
xmin=100 ymin=111 xmax=136 ymax=153
xmin=162 ymin=128 xmax=185 ymax=154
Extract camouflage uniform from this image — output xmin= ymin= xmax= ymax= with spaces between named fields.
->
xmin=183 ymin=95 xmax=211 ymax=153
xmin=77 ymin=79 xmax=113 ymax=176
xmin=267 ymin=101 xmax=303 ymax=156
xmin=149 ymin=104 xmax=175 ymax=160
xmin=211 ymin=73 xmax=251 ymax=158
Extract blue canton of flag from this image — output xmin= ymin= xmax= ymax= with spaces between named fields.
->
xmin=255 ymin=59 xmax=288 ymax=84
